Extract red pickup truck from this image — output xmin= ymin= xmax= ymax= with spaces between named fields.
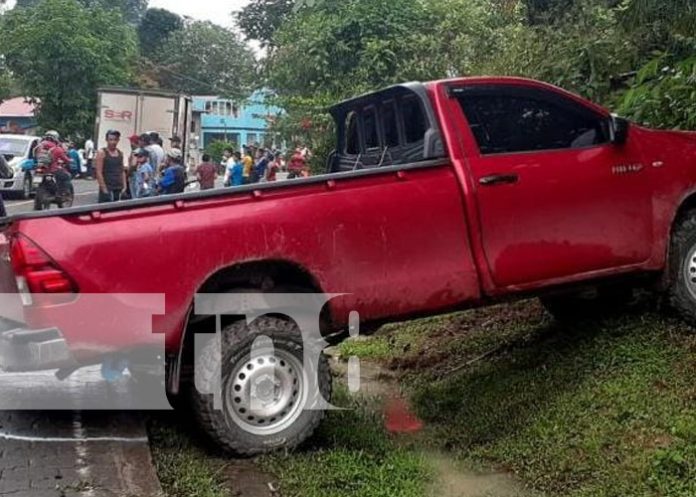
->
xmin=1 ymin=77 xmax=695 ymax=455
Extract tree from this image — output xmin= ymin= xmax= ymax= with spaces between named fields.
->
xmin=267 ymin=0 xmax=433 ymax=99
xmin=138 ymin=8 xmax=183 ymax=54
xmin=0 ymin=71 xmax=11 ymax=104
xmin=14 ymin=0 xmax=148 ymax=24
xmin=152 ymin=21 xmax=257 ymax=100
xmin=236 ymin=0 xmax=295 ymax=47
xmin=264 ymin=0 xmax=436 ymax=162
xmin=0 ymin=0 xmax=137 ymax=138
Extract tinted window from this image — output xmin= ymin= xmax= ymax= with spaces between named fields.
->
xmin=346 ymin=112 xmax=360 ymax=154
xmin=363 ymin=107 xmax=379 ymax=149
xmin=401 ymin=96 xmax=427 ymax=143
xmin=382 ymin=101 xmax=400 ymax=147
xmin=457 ymin=92 xmax=610 ymax=155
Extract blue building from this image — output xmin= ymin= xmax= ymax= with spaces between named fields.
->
xmin=192 ymin=90 xmax=282 ymax=153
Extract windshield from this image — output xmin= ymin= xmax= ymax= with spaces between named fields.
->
xmin=0 ymin=138 xmax=29 ymax=158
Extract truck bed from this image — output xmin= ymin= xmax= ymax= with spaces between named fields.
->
xmin=1 ymin=157 xmax=481 ymax=360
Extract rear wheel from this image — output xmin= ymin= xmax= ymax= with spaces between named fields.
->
xmin=57 ymin=184 xmax=74 ymax=209
xmin=667 ymin=211 xmax=696 ymax=325
xmin=192 ymin=316 xmax=331 ymax=456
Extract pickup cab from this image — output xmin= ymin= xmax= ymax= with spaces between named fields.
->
xmin=1 ymin=77 xmax=695 ymax=455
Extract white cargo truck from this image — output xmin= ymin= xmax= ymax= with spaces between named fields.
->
xmin=95 ymin=87 xmax=192 ymax=161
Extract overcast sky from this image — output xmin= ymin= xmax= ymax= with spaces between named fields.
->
xmin=149 ymin=0 xmax=251 ymax=28
xmin=3 ymin=0 xmax=252 ymax=27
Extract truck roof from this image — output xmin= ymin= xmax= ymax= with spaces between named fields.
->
xmin=97 ymin=86 xmax=189 ymax=98
xmin=330 ymin=76 xmax=609 ymax=117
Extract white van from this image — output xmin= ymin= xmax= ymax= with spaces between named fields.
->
xmin=0 ymin=134 xmax=40 ymax=199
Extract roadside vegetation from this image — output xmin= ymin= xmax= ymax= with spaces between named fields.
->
xmin=1 ymin=0 xmax=693 ymax=154
xmin=149 ymin=414 xmax=228 ymax=497
xmin=150 ymin=300 xmax=695 ymax=497
xmin=339 ymin=301 xmax=696 ymax=497
xmin=260 ymin=389 xmax=431 ymax=497
xmin=149 ymin=391 xmax=432 ymax=497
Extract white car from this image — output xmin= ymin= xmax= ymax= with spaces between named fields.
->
xmin=0 ymin=134 xmax=41 ymax=199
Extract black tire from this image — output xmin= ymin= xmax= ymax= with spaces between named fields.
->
xmin=57 ymin=185 xmax=74 ymax=209
xmin=541 ymin=285 xmax=635 ymax=322
xmin=192 ymin=316 xmax=331 ymax=456
xmin=667 ymin=211 xmax=696 ymax=325
xmin=34 ymin=187 xmax=49 ymax=211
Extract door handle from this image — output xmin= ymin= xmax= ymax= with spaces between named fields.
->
xmin=479 ymin=173 xmax=519 ymax=187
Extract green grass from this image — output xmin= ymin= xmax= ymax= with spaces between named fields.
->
xmin=149 ymin=301 xmax=695 ymax=497
xmin=260 ymin=389 xmax=432 ymax=497
xmin=358 ymin=304 xmax=696 ymax=497
xmin=148 ymin=392 xmax=432 ymax=497
xmin=148 ymin=414 xmax=228 ymax=497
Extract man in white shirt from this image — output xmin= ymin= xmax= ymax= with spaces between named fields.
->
xmin=84 ymin=138 xmax=95 ymax=179
xmin=144 ymin=132 xmax=165 ymax=177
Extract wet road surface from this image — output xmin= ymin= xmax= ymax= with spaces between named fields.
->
xmin=4 ymin=179 xmax=100 ymax=217
xmin=0 ymin=368 xmax=163 ymax=497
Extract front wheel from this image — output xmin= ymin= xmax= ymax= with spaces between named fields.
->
xmin=22 ymin=173 xmax=33 ymax=199
xmin=192 ymin=316 xmax=331 ymax=456
xmin=667 ymin=211 xmax=696 ymax=325
xmin=57 ymin=184 xmax=74 ymax=209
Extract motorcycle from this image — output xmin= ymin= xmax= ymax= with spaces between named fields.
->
xmin=33 ymin=168 xmax=75 ymax=211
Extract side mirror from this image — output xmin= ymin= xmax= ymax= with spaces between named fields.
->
xmin=611 ymin=115 xmax=630 ymax=145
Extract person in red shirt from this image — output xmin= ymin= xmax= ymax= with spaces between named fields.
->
xmin=34 ymin=131 xmax=73 ymax=197
xmin=288 ymin=148 xmax=306 ymax=179
xmin=195 ymin=154 xmax=217 ymax=191
xmin=266 ymin=153 xmax=281 ymax=182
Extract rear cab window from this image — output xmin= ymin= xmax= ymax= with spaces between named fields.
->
xmin=330 ymin=84 xmax=444 ymax=172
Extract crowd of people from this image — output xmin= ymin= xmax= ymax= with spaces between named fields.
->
xmin=214 ymin=144 xmax=311 ymax=189
xmin=103 ymin=130 xmax=315 ymax=203
xmin=6 ymin=128 xmax=315 ymax=211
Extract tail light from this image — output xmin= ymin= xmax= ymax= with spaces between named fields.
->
xmin=9 ymin=234 xmax=77 ymax=305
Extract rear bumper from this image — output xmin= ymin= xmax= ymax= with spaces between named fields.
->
xmin=0 ymin=321 xmax=76 ymax=372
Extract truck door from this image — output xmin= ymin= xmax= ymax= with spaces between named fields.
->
xmin=139 ymin=95 xmax=178 ymax=146
xmin=450 ymin=84 xmax=652 ymax=288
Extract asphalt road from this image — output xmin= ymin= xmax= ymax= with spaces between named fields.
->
xmin=4 ymin=179 xmax=101 ymax=217
xmin=3 ymin=177 xmax=230 ymax=217
xmin=0 ymin=368 xmax=164 ymax=496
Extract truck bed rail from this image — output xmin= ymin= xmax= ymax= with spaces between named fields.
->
xmin=0 ymin=158 xmax=449 ymax=224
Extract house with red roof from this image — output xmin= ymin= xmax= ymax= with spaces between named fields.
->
xmin=0 ymin=97 xmax=38 ymax=134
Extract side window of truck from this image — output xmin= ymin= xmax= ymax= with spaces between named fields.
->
xmin=457 ymin=89 xmax=610 ymax=155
